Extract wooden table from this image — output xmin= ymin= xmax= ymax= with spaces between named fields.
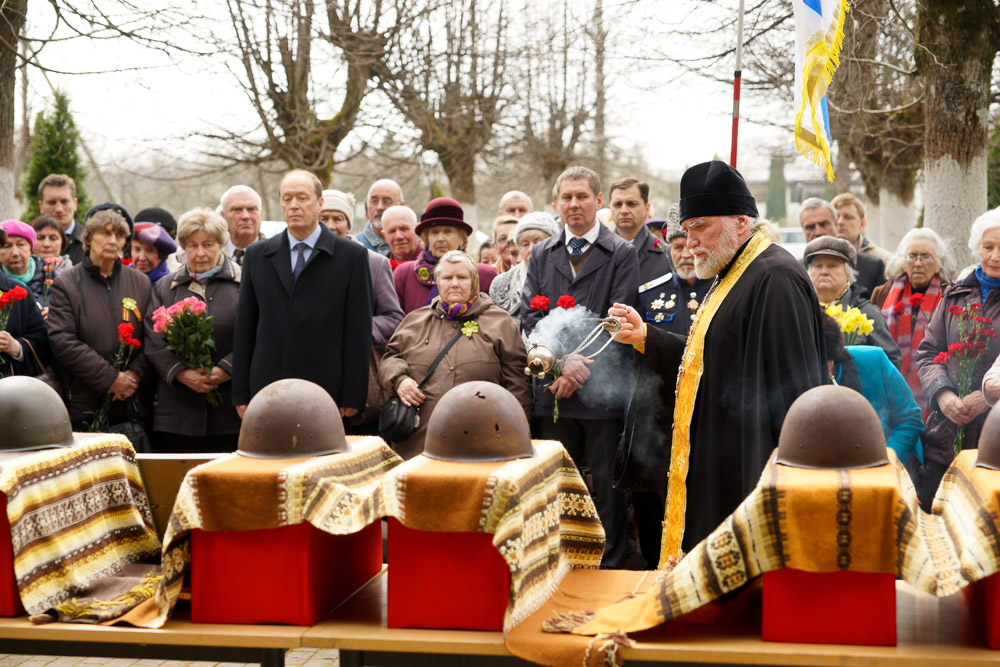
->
xmin=303 ymin=570 xmax=1000 ymax=666
xmin=0 ymin=611 xmax=303 ymax=666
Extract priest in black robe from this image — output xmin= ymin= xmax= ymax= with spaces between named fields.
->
xmin=609 ymin=160 xmax=827 ymax=562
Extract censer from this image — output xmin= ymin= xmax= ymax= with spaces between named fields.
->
xmin=524 ymin=316 xmax=622 ymax=379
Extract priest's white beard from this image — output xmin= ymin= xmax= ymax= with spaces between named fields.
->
xmin=693 ymin=223 xmax=740 ymax=279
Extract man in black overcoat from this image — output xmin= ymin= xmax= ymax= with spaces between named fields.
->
xmin=610 ymin=160 xmax=827 ymax=561
xmin=232 ymin=170 xmax=373 ymax=417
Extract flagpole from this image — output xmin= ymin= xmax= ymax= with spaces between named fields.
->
xmin=730 ymin=0 xmax=745 ymax=168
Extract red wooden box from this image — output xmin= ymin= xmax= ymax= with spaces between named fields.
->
xmin=190 ymin=521 xmax=381 ymax=625
xmin=966 ymin=571 xmax=1000 ymax=649
xmin=762 ymin=568 xmax=896 ymax=646
xmin=387 ymin=517 xmax=510 ymax=631
xmin=0 ymin=494 xmax=24 ymax=617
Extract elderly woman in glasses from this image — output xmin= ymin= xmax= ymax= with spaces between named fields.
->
xmin=870 ymin=228 xmax=950 ymax=420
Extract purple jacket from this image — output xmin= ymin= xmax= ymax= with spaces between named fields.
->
xmin=393 ymin=258 xmax=497 ymax=314
xmin=368 ymin=249 xmax=404 ymax=345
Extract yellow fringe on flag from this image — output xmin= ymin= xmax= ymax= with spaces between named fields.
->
xmin=793 ymin=0 xmax=850 ymax=182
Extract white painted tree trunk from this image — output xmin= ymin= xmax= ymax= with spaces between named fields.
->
xmin=869 ymin=190 xmax=918 ymax=254
xmin=0 ymin=166 xmax=15 ymax=220
xmin=923 ymin=151 xmax=988 ymax=274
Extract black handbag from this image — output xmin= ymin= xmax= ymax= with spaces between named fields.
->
xmin=379 ymin=332 xmax=463 ymax=443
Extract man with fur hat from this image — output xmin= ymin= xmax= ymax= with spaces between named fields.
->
xmin=610 ymin=160 xmax=827 ymax=561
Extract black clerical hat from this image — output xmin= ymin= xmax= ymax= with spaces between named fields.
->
xmin=678 ymin=160 xmax=759 ymax=223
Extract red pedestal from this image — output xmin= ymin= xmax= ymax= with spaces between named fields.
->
xmin=190 ymin=521 xmax=381 ymax=625
xmin=762 ymin=569 xmax=896 ymax=646
xmin=387 ymin=518 xmax=509 ymax=631
xmin=0 ymin=493 xmax=24 ymax=617
xmin=967 ymin=571 xmax=1000 ymax=649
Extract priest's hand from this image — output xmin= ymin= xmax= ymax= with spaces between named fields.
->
xmin=962 ymin=390 xmax=990 ymax=421
xmin=397 ymin=378 xmax=426 ymax=407
xmin=608 ymin=303 xmax=644 ymax=345
xmin=938 ymin=389 xmax=972 ymax=425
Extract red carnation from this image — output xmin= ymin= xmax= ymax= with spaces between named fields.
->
xmin=129 ymin=339 xmax=141 ymax=349
xmin=948 ymin=342 xmax=965 ymax=354
xmin=557 ymin=295 xmax=576 ymax=309
xmin=9 ymin=286 xmax=27 ymax=301
xmin=974 ymin=315 xmax=992 ymax=324
xmin=0 ymin=293 xmax=9 ymax=308
xmin=117 ymin=322 xmax=135 ymax=343
xmin=530 ymin=295 xmax=550 ymax=312
xmin=933 ymin=351 xmax=950 ymax=365
xmin=980 ymin=328 xmax=997 ymax=339
xmin=909 ymin=294 xmax=924 ymax=308
xmin=893 ymin=301 xmax=905 ymax=315
xmin=949 ymin=305 xmax=963 ymax=316
xmin=970 ymin=303 xmax=983 ymax=313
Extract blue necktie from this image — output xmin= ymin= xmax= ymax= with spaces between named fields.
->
xmin=569 ymin=237 xmax=587 ymax=259
xmin=292 ymin=242 xmax=307 ymax=282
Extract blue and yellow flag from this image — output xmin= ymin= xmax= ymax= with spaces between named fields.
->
xmin=793 ymin=0 xmax=849 ymax=181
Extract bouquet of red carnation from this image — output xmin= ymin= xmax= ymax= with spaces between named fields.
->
xmin=529 ymin=294 xmax=580 ymax=422
xmin=933 ymin=302 xmax=996 ymax=454
xmin=152 ymin=296 xmax=222 ymax=406
xmin=0 ymin=285 xmax=30 ymax=378
xmin=87 ymin=322 xmax=142 ymax=431
xmin=0 ymin=285 xmax=29 ymax=330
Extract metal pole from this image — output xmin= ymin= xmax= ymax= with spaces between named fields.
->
xmin=730 ymin=0 xmax=745 ymax=168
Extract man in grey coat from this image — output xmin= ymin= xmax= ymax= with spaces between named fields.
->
xmin=521 ymin=165 xmax=640 ymax=568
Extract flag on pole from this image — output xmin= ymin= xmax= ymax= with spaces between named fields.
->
xmin=793 ymin=0 xmax=849 ymax=181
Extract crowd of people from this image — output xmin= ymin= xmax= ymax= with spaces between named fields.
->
xmin=4 ymin=163 xmax=1000 ymax=569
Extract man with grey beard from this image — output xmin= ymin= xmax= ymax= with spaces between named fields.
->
xmin=637 ymin=204 xmax=715 ymax=337
xmin=610 ymin=160 xmax=826 ymax=563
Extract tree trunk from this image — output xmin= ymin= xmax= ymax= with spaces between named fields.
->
xmin=0 ymin=3 xmax=26 ymax=219
xmin=869 ymin=188 xmax=916 ymax=252
xmin=918 ymin=0 xmax=1000 ymax=267
xmin=592 ymin=0 xmax=607 ymax=185
xmin=438 ymin=149 xmax=477 ymax=212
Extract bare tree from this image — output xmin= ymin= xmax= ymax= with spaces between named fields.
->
xmin=0 ymin=2 xmax=27 ymax=218
xmin=375 ymin=0 xmax=509 ymax=205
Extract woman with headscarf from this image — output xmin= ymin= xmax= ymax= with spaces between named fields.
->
xmin=146 ymin=208 xmax=241 ymax=452
xmin=0 ymin=227 xmax=50 ymax=377
xmin=916 ymin=207 xmax=1000 ymax=506
xmin=489 ymin=212 xmax=561 ymax=328
xmin=379 ymin=250 xmax=530 ymax=459
xmin=870 ymin=228 xmax=950 ymax=419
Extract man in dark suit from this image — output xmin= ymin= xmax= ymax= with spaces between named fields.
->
xmin=37 ymin=174 xmax=86 ymax=265
xmin=232 ymin=170 xmax=373 ymax=418
xmin=799 ymin=197 xmax=885 ymax=295
xmin=609 ymin=177 xmax=671 ymax=283
xmin=521 ymin=165 xmax=640 ymax=568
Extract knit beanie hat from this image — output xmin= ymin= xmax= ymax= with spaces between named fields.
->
xmin=320 ymin=190 xmax=356 ymax=226
xmin=512 ymin=211 xmax=560 ymax=245
xmin=678 ymin=160 xmax=759 ymax=223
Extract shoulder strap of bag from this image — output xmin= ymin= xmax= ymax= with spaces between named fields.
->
xmin=20 ymin=338 xmax=44 ymax=373
xmin=416 ymin=331 xmax=464 ymax=391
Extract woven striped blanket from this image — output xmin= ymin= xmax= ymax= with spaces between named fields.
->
xmin=0 ymin=435 xmax=161 ymax=623
xmin=380 ymin=440 xmax=606 ymax=632
xmin=528 ymin=449 xmax=980 ymax=666
xmin=150 ymin=436 xmax=402 ymax=627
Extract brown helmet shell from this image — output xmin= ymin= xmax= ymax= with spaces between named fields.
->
xmin=0 ymin=376 xmax=75 ymax=452
xmin=977 ymin=402 xmax=1000 ymax=470
xmin=776 ymin=385 xmax=889 ymax=469
xmin=422 ymin=381 xmax=534 ymax=462
xmin=237 ymin=379 xmax=349 ymax=459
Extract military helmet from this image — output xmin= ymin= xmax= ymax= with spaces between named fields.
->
xmin=422 ymin=381 xmax=534 ymax=462
xmin=776 ymin=385 xmax=889 ymax=469
xmin=0 ymin=376 xmax=75 ymax=453
xmin=977 ymin=402 xmax=1000 ymax=470
xmin=237 ymin=378 xmax=350 ymax=459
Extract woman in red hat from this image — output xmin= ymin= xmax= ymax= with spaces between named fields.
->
xmin=393 ymin=197 xmax=497 ymax=314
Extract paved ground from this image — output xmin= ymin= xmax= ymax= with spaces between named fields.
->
xmin=0 ymin=649 xmax=340 ymax=667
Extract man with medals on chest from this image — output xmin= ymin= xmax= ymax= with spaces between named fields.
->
xmin=610 ymin=160 xmax=827 ymax=564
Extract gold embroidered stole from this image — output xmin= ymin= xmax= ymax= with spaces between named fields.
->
xmin=659 ymin=231 xmax=771 ymax=566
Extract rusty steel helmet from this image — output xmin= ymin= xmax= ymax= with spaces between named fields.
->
xmin=0 ymin=376 xmax=75 ymax=453
xmin=977 ymin=403 xmax=1000 ymax=470
xmin=422 ymin=381 xmax=534 ymax=462
xmin=776 ymin=385 xmax=889 ymax=469
xmin=237 ymin=378 xmax=350 ymax=459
